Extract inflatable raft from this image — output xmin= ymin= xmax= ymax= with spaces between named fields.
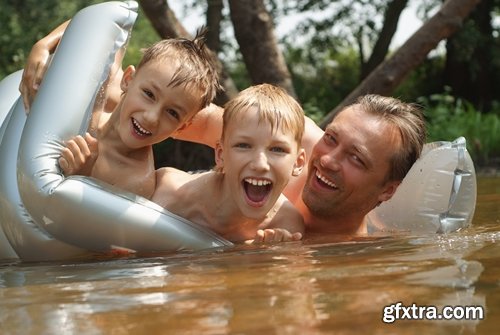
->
xmin=0 ymin=1 xmax=232 ymax=262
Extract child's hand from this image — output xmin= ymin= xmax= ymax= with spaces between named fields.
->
xmin=19 ymin=21 xmax=68 ymax=112
xmin=249 ymin=228 xmax=303 ymax=244
xmin=59 ymin=133 xmax=98 ymax=176
xmin=19 ymin=42 xmax=52 ymax=112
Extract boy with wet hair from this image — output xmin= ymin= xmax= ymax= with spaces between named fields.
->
xmin=152 ymin=83 xmax=306 ymax=243
xmin=59 ymin=31 xmax=221 ymax=199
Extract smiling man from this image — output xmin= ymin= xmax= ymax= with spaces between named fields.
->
xmin=284 ymin=95 xmax=426 ymax=235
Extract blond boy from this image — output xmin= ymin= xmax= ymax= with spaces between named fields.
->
xmin=151 ymin=84 xmax=306 ymax=243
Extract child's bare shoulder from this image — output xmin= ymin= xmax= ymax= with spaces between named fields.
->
xmin=156 ymin=167 xmax=192 ymax=187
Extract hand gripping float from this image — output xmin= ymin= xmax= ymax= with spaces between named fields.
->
xmin=9 ymin=1 xmax=231 ymax=260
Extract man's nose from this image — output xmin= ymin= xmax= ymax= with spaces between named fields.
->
xmin=320 ymin=149 xmax=342 ymax=171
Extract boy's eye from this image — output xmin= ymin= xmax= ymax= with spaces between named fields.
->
xmin=143 ymin=89 xmax=154 ymax=99
xmin=166 ymin=109 xmax=180 ymax=120
xmin=234 ymin=143 xmax=250 ymax=149
xmin=270 ymin=146 xmax=287 ymax=153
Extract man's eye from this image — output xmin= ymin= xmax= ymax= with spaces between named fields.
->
xmin=324 ymin=133 xmax=336 ymax=144
xmin=351 ymin=154 xmax=366 ymax=167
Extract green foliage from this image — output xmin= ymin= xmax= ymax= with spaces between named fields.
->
xmin=394 ymin=55 xmax=446 ymax=102
xmin=122 ymin=7 xmax=160 ymax=67
xmin=418 ymin=89 xmax=500 ymax=165
xmin=284 ymin=45 xmax=359 ymax=122
xmin=0 ymin=0 xmax=93 ymax=78
xmin=0 ymin=0 xmax=159 ymax=79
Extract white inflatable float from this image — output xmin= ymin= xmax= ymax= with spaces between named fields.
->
xmin=0 ymin=1 xmax=232 ymax=262
xmin=371 ymin=137 xmax=477 ymax=234
xmin=0 ymin=1 xmax=477 ymax=262
xmin=0 ymin=71 xmax=89 ymax=262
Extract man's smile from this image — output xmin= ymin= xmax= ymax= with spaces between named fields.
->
xmin=314 ymin=168 xmax=338 ymax=189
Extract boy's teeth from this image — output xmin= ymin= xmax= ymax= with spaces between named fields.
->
xmin=316 ymin=170 xmax=336 ymax=188
xmin=132 ymin=119 xmax=152 ymax=135
xmin=244 ymin=178 xmax=271 ymax=186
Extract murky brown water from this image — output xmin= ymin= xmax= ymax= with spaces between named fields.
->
xmin=0 ymin=177 xmax=499 ymax=335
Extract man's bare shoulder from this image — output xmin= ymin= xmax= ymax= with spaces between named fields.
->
xmin=302 ymin=116 xmax=324 ymax=155
xmin=268 ymin=195 xmax=305 ymax=234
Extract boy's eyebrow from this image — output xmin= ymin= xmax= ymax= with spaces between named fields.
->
xmin=231 ymin=133 xmax=295 ymax=147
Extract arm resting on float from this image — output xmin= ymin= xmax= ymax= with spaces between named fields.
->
xmin=20 ymin=20 xmax=70 ymax=110
xmin=173 ymin=103 xmax=223 ymax=149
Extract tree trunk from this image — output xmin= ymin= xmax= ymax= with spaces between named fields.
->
xmin=361 ymin=0 xmax=408 ymax=79
xmin=320 ymin=0 xmax=482 ymax=128
xmin=138 ymin=0 xmax=190 ymax=38
xmin=228 ymin=0 xmax=297 ymax=98
xmin=206 ymin=0 xmax=224 ymax=53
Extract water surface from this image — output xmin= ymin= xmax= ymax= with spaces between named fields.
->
xmin=1 ymin=177 xmax=499 ymax=334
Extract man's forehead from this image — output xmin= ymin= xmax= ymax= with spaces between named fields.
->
xmin=326 ymin=105 xmax=360 ymax=131
xmin=325 ymin=105 xmax=402 ymax=159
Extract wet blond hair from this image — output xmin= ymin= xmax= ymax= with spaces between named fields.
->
xmin=137 ymin=28 xmax=221 ymax=109
xmin=221 ymin=84 xmax=305 ymax=147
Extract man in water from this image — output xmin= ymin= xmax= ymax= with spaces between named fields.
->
xmin=282 ymin=94 xmax=426 ymax=236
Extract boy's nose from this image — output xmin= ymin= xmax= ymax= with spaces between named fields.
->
xmin=142 ymin=108 xmax=160 ymax=126
xmin=251 ymin=152 xmax=270 ymax=171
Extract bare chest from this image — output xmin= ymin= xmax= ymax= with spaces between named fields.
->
xmin=92 ymin=149 xmax=156 ymax=199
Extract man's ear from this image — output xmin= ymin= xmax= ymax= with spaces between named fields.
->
xmin=292 ymin=148 xmax=306 ymax=176
xmin=214 ymin=140 xmax=224 ymax=170
xmin=378 ymin=180 xmax=401 ymax=203
xmin=120 ymin=65 xmax=136 ymax=92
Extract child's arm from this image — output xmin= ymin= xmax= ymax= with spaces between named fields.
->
xmin=175 ymin=103 xmax=323 ymax=160
xmin=58 ymin=133 xmax=98 ymax=176
xmin=19 ymin=20 xmax=70 ymax=111
xmin=173 ymin=103 xmax=223 ymax=149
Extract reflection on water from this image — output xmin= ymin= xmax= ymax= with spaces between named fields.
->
xmin=0 ymin=177 xmax=499 ymax=334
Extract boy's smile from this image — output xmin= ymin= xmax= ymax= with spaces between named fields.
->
xmin=243 ymin=177 xmax=272 ymax=207
xmin=131 ymin=117 xmax=153 ymax=138
xmin=217 ymin=106 xmax=304 ymax=219
xmin=117 ymin=61 xmax=202 ymax=149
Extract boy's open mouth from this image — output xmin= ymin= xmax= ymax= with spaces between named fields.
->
xmin=132 ymin=118 xmax=152 ymax=137
xmin=243 ymin=177 xmax=272 ymax=206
